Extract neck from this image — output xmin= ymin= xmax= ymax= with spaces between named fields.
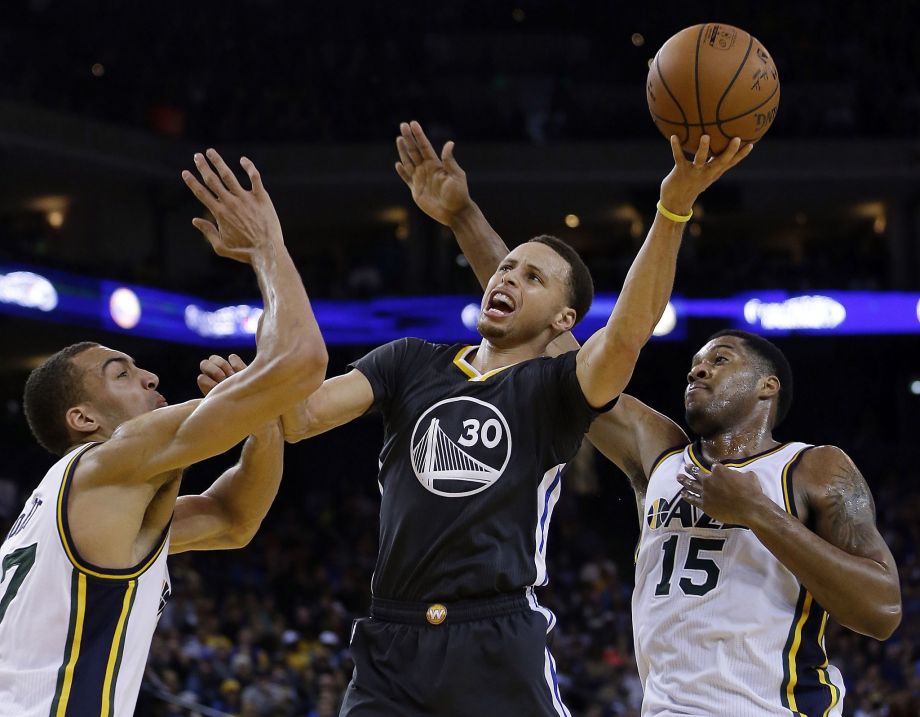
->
xmin=697 ymin=420 xmax=778 ymax=465
xmin=470 ymin=334 xmax=553 ymax=373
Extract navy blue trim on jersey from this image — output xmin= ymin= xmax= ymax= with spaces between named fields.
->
xmin=649 ymin=445 xmax=686 ymax=477
xmin=63 ymin=574 xmax=137 ymax=715
xmin=780 ymin=587 xmax=839 ymax=716
xmin=57 ymin=443 xmax=170 ymax=580
xmin=688 ymin=440 xmax=790 ymax=472
xmin=49 ymin=570 xmax=138 ymax=716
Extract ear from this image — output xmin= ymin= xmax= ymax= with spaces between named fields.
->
xmin=65 ymin=404 xmax=100 ymax=437
xmin=551 ymin=306 xmax=577 ymax=334
xmin=758 ymin=375 xmax=780 ymax=401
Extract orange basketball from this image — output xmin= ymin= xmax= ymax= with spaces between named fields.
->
xmin=646 ymin=23 xmax=780 ymax=155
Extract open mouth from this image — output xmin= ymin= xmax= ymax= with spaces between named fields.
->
xmin=484 ymin=290 xmax=516 ymax=318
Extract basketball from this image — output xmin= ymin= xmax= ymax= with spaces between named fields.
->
xmin=646 ymin=23 xmax=780 ymax=155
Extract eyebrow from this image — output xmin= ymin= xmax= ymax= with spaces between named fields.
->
xmin=100 ymin=357 xmax=133 ymax=374
xmin=502 ymin=258 xmax=548 ymax=277
xmin=690 ymin=344 xmax=737 ymax=365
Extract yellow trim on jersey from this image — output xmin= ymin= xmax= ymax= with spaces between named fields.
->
xmin=785 ymin=590 xmax=814 ymax=712
xmin=816 ymin=611 xmax=841 ymax=716
xmin=469 ymin=364 xmax=515 ymax=382
xmin=54 ymin=573 xmax=87 ymax=717
xmin=100 ymin=580 xmax=137 ymax=716
xmin=452 ymin=346 xmax=478 ymax=378
xmin=56 ymin=445 xmax=169 ymax=580
xmin=650 ymin=447 xmax=684 ymax=477
xmin=687 ymin=442 xmax=790 ymax=474
xmin=780 ymin=446 xmax=810 ymax=516
xmin=452 ymin=344 xmax=519 ymax=382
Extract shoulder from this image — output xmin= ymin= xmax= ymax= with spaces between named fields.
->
xmin=795 ymin=444 xmax=860 ymax=490
xmin=795 ymin=444 xmax=875 ymax=515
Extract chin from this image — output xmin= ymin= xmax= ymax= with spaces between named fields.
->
xmin=684 ymin=406 xmax=711 ymax=437
xmin=476 ymin=316 xmax=512 ymax=342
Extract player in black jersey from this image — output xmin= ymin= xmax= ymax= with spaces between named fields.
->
xmin=202 ymin=122 xmax=752 ymax=716
xmin=438 ymin=127 xmax=902 ymax=714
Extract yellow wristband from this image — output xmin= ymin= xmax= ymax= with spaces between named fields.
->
xmin=656 ymin=200 xmax=693 ymax=223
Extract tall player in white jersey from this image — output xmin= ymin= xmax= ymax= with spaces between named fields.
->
xmin=419 ymin=127 xmax=903 ymax=714
xmin=0 ymin=150 xmax=327 ymax=717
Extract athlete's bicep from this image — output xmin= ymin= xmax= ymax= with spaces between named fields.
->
xmin=805 ymin=447 xmax=896 ymax=568
xmin=87 ymin=357 xmax=320 ymax=484
xmin=283 ymin=370 xmax=376 ymax=442
xmin=169 ymin=494 xmax=233 ymax=554
xmin=588 ymin=394 xmax=688 ymax=492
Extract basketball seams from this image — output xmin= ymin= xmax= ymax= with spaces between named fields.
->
xmin=648 ymin=23 xmax=779 ymax=152
xmin=718 ymin=83 xmax=780 ymax=124
xmin=654 ymin=54 xmax=690 ymax=145
xmin=714 ymin=35 xmax=754 ymax=141
xmin=693 ymin=25 xmax=707 ymax=140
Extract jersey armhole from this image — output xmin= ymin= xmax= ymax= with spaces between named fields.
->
xmin=780 ymin=445 xmax=814 ymax=519
xmin=649 ymin=445 xmax=687 ymax=478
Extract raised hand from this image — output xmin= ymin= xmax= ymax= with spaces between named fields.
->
xmin=182 ymin=150 xmax=283 ymax=263
xmin=197 ymin=353 xmax=248 ymax=396
xmin=659 ymin=135 xmax=754 ymax=216
xmin=395 ymin=121 xmax=473 ymax=226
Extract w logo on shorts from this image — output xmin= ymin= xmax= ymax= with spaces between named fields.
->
xmin=410 ymin=397 xmax=512 ymax=497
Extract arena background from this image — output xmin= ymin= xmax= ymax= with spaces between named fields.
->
xmin=0 ymin=2 xmax=918 ymax=715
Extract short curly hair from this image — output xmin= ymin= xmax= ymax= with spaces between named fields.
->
xmin=527 ymin=235 xmax=594 ymax=326
xmin=23 ymin=342 xmax=99 ymax=456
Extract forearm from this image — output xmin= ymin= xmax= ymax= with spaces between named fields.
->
xmin=448 ymin=202 xmax=509 ymax=289
xmin=747 ymin=500 xmax=901 ymax=639
xmin=251 ymin=243 xmax=327 ymax=374
xmin=604 ymin=213 xmax=683 ymax=350
xmin=206 ymin=422 xmax=284 ymax=540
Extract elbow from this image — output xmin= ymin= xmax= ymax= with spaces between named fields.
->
xmin=225 ymin=522 xmax=261 ymax=550
xmin=605 ymin=330 xmax=647 ymax=364
xmin=869 ymin=603 xmax=902 ymax=641
xmin=842 ymin=599 xmax=902 ymax=641
xmin=272 ymin=339 xmax=328 ymax=395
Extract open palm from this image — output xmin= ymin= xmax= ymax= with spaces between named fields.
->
xmin=396 ymin=121 xmax=472 ymax=226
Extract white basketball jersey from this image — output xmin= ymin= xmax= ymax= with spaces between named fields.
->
xmin=0 ymin=443 xmax=171 ymax=717
xmin=633 ymin=442 xmax=845 ymax=717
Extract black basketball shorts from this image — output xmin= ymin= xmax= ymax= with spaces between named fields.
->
xmin=339 ymin=591 xmax=571 ymax=717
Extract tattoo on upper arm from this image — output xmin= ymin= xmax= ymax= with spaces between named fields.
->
xmin=820 ymin=461 xmax=880 ymax=557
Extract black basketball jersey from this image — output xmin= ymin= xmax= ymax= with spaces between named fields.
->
xmin=350 ymin=338 xmax=611 ymax=602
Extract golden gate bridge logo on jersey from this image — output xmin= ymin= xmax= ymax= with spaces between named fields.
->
xmin=410 ymin=397 xmax=512 ymax=497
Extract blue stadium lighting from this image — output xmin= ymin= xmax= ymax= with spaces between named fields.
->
xmin=0 ymin=270 xmax=58 ymax=312
xmin=3 ymin=264 xmax=920 ymax=345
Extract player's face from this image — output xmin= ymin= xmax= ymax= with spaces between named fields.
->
xmin=684 ymin=336 xmax=762 ymax=436
xmin=71 ymin=346 xmax=167 ymax=434
xmin=477 ymin=243 xmax=575 ymax=345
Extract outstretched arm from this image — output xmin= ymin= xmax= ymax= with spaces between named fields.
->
xmin=679 ymin=446 xmax=901 ymax=639
xmin=396 ymin=120 xmax=694 ymax=489
xmin=575 ymin=135 xmax=752 ymax=408
xmin=170 ymin=421 xmax=283 ymax=553
xmin=395 ymin=121 xmax=508 ymax=288
xmin=170 ymin=355 xmax=283 ymax=553
xmin=82 ymin=151 xmax=327 ymax=485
